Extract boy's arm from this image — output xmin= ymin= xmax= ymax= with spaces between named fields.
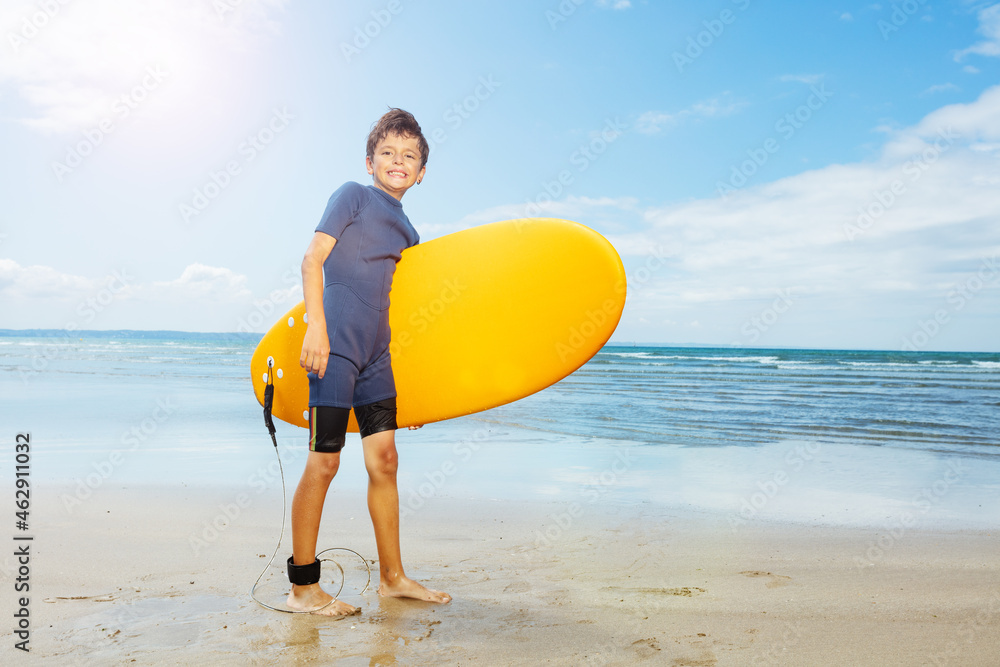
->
xmin=300 ymin=232 xmax=337 ymax=379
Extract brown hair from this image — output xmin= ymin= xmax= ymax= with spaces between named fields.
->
xmin=366 ymin=108 xmax=429 ymax=168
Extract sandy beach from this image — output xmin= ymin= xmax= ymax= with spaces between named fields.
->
xmin=5 ymin=339 xmax=998 ymax=665
xmin=12 ymin=482 xmax=998 ymax=666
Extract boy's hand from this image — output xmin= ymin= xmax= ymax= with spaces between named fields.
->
xmin=407 ymin=425 xmax=423 ymax=430
xmin=300 ymin=232 xmax=336 ymax=378
xmin=300 ymin=324 xmax=330 ymax=378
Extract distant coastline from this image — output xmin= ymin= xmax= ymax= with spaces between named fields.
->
xmin=0 ymin=328 xmax=263 ymax=342
xmin=2 ymin=328 xmax=997 ymax=354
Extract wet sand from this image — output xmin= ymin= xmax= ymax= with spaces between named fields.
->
xmin=11 ymin=483 xmax=999 ymax=666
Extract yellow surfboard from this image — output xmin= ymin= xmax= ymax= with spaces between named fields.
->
xmin=250 ymin=218 xmax=625 ymax=430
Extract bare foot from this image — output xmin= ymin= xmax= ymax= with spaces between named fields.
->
xmin=286 ymin=584 xmax=360 ymax=617
xmin=379 ymin=576 xmax=451 ymax=603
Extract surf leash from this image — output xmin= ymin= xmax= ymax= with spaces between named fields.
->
xmin=249 ymin=357 xmax=371 ymax=614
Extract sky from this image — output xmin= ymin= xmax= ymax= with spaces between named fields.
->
xmin=1 ymin=0 xmax=999 ymax=351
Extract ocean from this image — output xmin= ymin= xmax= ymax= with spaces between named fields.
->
xmin=2 ymin=331 xmax=998 ymax=528
xmin=526 ymin=347 xmax=1000 ymax=456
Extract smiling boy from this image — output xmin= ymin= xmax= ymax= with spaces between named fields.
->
xmin=288 ymin=108 xmax=451 ymax=616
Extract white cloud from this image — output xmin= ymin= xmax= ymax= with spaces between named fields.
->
xmin=424 ymin=195 xmax=640 ymax=239
xmin=148 ymin=264 xmax=253 ymax=302
xmin=954 ymin=3 xmax=1000 ymax=61
xmin=636 ymin=94 xmax=748 ymax=134
xmin=529 ymin=86 xmax=1000 ymax=347
xmin=596 ymin=0 xmax=632 ymax=9
xmin=884 ymin=84 xmax=1000 ymax=155
xmin=0 ymin=259 xmax=102 ymax=299
xmin=920 ymin=83 xmax=960 ymax=96
xmin=635 ymin=111 xmax=679 ymax=134
xmin=0 ymin=0 xmax=288 ymax=133
xmin=779 ymin=74 xmax=824 ymax=85
xmin=0 ymin=259 xmax=272 ymax=305
xmin=0 ymin=260 xmax=304 ymax=331
xmin=0 ymin=261 xmax=258 ymax=303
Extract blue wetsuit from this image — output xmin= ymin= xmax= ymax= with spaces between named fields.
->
xmin=308 ymin=181 xmax=419 ymax=409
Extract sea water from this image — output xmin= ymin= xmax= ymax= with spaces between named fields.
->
xmin=1 ymin=332 xmax=998 ymax=528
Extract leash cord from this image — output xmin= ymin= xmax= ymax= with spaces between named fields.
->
xmin=248 ymin=357 xmax=371 ymax=613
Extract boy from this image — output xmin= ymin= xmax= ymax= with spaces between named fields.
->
xmin=288 ymin=108 xmax=451 ymax=616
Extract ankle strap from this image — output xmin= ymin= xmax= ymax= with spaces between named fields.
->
xmin=287 ymin=557 xmax=321 ymax=585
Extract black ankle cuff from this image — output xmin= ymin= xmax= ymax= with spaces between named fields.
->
xmin=287 ymin=556 xmax=321 ymax=585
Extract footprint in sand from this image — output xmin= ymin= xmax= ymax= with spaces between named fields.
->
xmin=670 ymin=632 xmax=720 ymax=666
xmin=503 ymin=580 xmax=531 ymax=594
xmin=633 ymin=587 xmax=706 ymax=597
xmin=740 ymin=570 xmax=792 ymax=588
xmin=631 ymin=637 xmax=661 ymax=657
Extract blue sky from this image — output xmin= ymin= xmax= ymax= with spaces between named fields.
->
xmin=1 ymin=0 xmax=999 ymax=351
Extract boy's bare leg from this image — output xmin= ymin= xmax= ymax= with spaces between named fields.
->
xmin=286 ymin=450 xmax=360 ymax=616
xmin=361 ymin=430 xmax=451 ymax=603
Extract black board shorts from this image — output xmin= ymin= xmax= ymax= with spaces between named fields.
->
xmin=308 ymin=397 xmax=398 ymax=453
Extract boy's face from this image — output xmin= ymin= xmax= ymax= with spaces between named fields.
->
xmin=366 ymin=132 xmax=426 ymax=200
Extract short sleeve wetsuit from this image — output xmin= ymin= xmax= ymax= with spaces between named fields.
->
xmin=308 ymin=181 xmax=419 ymax=410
